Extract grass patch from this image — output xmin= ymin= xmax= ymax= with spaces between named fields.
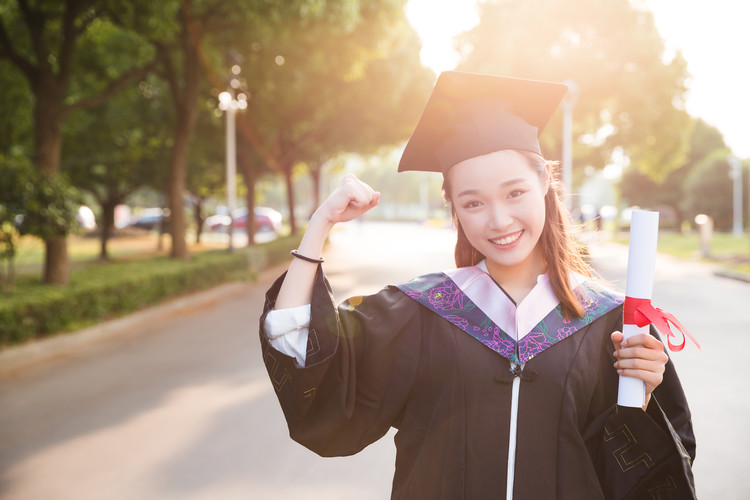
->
xmin=612 ymin=230 xmax=750 ymax=275
xmin=10 ymin=231 xmax=204 ymax=276
xmin=0 ymin=234 xmax=301 ymax=347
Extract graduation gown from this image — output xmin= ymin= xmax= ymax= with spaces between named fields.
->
xmin=259 ymin=264 xmax=696 ymax=499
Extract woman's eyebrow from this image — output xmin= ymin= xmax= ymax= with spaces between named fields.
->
xmin=455 ymin=178 xmax=527 ymax=198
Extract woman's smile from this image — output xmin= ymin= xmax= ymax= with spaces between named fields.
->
xmin=489 ymin=229 xmax=524 ymax=248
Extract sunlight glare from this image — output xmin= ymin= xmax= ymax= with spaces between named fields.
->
xmin=405 ymin=0 xmax=480 ymax=74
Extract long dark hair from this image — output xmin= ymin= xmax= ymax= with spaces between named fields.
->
xmin=443 ymin=150 xmax=592 ymax=319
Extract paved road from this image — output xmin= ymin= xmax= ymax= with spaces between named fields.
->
xmin=0 ymin=222 xmax=747 ymax=499
xmin=588 ymin=234 xmax=750 ymax=500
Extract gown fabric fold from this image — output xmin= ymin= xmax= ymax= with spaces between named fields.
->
xmin=259 ymin=266 xmax=696 ymax=499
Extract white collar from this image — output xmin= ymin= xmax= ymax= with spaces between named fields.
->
xmin=445 ymin=260 xmax=586 ymax=340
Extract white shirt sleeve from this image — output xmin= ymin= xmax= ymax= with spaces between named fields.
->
xmin=263 ymin=304 xmax=311 ymax=368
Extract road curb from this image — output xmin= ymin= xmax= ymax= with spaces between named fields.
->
xmin=713 ymin=269 xmax=750 ymax=283
xmin=0 ymin=281 xmax=255 ymax=377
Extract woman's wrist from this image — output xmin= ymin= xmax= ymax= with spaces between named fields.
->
xmin=291 ymin=213 xmax=333 ymax=265
xmin=307 ymin=209 xmax=336 ymax=235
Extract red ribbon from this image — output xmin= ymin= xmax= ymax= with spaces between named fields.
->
xmin=623 ymin=297 xmax=701 ymax=352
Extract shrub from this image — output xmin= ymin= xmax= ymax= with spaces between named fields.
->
xmin=0 ymin=235 xmax=301 ymax=347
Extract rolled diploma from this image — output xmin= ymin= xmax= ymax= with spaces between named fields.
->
xmin=617 ymin=210 xmax=659 ymax=408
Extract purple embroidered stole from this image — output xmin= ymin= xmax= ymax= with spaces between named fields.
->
xmin=396 ymin=269 xmax=623 ymax=365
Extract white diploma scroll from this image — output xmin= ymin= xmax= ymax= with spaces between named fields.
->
xmin=617 ymin=210 xmax=659 ymax=408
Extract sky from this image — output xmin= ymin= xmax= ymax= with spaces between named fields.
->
xmin=405 ymin=0 xmax=750 ymax=159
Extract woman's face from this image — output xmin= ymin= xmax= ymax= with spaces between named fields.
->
xmin=448 ymin=150 xmax=549 ymax=279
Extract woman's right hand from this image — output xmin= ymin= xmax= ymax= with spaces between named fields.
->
xmin=313 ymin=174 xmax=380 ymax=227
xmin=274 ymin=174 xmax=379 ymax=310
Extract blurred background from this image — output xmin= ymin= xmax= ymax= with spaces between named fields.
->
xmin=1 ymin=0 xmax=749 ymax=498
xmin=1 ymin=0 xmax=747 ymax=288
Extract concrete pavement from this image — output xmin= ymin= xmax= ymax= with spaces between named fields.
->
xmin=0 ymin=222 xmax=748 ymax=499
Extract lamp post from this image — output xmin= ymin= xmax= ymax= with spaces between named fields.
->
xmin=728 ymin=155 xmax=743 ymax=237
xmin=561 ymin=80 xmax=579 ymax=211
xmin=218 ymin=80 xmax=247 ymax=252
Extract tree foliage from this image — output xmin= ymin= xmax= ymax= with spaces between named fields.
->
xmin=0 ymin=151 xmax=79 ymax=290
xmin=455 ymin=0 xmax=691 ymax=179
xmin=684 ymin=149 xmax=735 ymax=231
xmin=186 ymin=98 xmax=227 ymax=243
xmin=0 ymin=0 xmax=435 ymax=282
xmin=0 ymin=0 xmax=156 ymax=283
xmin=235 ymin=0 xmax=432 ymax=233
xmin=63 ymin=75 xmax=172 ymax=258
xmin=621 ymin=118 xmax=729 ymax=230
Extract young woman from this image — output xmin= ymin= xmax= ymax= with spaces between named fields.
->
xmin=259 ymin=72 xmax=696 ymax=499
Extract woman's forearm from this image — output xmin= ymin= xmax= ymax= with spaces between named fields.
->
xmin=275 ymin=214 xmax=334 ymax=309
xmin=273 ymin=174 xmax=379 ymax=310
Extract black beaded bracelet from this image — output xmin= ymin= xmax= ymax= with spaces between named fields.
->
xmin=290 ymin=249 xmax=325 ymax=263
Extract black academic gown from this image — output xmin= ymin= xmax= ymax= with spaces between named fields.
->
xmin=259 ymin=266 xmax=696 ymax=500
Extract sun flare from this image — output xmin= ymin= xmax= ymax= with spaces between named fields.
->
xmin=405 ymin=0 xmax=480 ymax=75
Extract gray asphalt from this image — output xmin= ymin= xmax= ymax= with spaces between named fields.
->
xmin=0 ymin=222 xmax=747 ymax=499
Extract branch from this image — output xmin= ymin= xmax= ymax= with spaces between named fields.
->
xmin=17 ymin=0 xmax=48 ymax=69
xmin=62 ymin=59 xmax=157 ymax=117
xmin=0 ymin=15 xmax=36 ymax=80
xmin=58 ymin=0 xmax=84 ymax=87
xmin=154 ymin=42 xmax=182 ymax=110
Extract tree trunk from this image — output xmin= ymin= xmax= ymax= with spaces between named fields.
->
xmin=194 ymin=197 xmax=204 ymax=244
xmin=33 ymin=90 xmax=65 ymax=176
xmin=236 ymin=136 xmax=260 ymax=245
xmin=245 ymin=172 xmax=257 ymax=246
xmin=167 ymin=123 xmax=190 ymax=260
xmin=283 ymin=166 xmax=297 ymax=236
xmin=166 ymin=98 xmax=199 ymax=260
xmin=310 ymin=164 xmax=323 ymax=212
xmin=157 ymin=207 xmax=168 ymax=252
xmin=673 ymin=206 xmax=685 ymax=235
xmin=34 ymin=87 xmax=71 ymax=284
xmin=44 ymin=237 xmax=69 ymax=284
xmin=99 ymin=200 xmax=117 ymax=260
xmin=166 ymin=23 xmax=202 ymax=261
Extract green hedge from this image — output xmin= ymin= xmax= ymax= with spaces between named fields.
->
xmin=0 ymin=235 xmax=300 ymax=347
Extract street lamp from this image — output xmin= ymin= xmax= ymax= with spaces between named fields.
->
xmin=218 ymin=88 xmax=247 ymax=252
xmin=561 ymin=80 xmax=579 ymax=211
xmin=728 ymin=155 xmax=743 ymax=237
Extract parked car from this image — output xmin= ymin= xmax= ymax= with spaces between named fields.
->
xmin=205 ymin=206 xmax=282 ymax=233
xmin=76 ymin=205 xmax=97 ymax=231
xmin=129 ymin=208 xmax=169 ymax=231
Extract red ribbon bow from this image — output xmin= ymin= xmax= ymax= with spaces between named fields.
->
xmin=623 ymin=297 xmax=701 ymax=352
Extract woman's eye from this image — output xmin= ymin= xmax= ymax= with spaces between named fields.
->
xmin=463 ymin=200 xmax=482 ymax=209
xmin=508 ymin=190 xmax=524 ymax=199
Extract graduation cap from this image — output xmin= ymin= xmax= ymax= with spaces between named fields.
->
xmin=398 ymin=71 xmax=568 ymax=174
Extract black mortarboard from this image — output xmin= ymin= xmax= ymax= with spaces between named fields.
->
xmin=398 ymin=71 xmax=568 ymax=174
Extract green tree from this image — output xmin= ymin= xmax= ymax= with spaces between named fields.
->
xmin=237 ymin=0 xmax=432 ymax=234
xmin=0 ymin=151 xmax=79 ymax=290
xmin=455 ymin=0 xmax=691 ymax=179
xmin=621 ymin=118 xmax=729 ymax=231
xmin=0 ymin=152 xmax=32 ymax=291
xmin=298 ymin=18 xmax=434 ymax=210
xmin=684 ymin=149 xmax=735 ymax=231
xmin=141 ymin=0 xmax=324 ymax=258
xmin=236 ymin=135 xmax=273 ymax=245
xmin=63 ymin=75 xmax=171 ymax=258
xmin=0 ymin=61 xmax=33 ymax=155
xmin=0 ymin=0 xmax=156 ymax=283
xmin=186 ymin=100 xmax=226 ymax=244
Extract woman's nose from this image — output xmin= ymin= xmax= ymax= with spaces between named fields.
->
xmin=488 ymin=203 xmax=512 ymax=230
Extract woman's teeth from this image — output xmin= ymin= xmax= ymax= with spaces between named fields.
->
xmin=491 ymin=231 xmax=521 ymax=245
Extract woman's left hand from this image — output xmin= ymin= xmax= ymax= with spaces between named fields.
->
xmin=611 ymin=331 xmax=669 ymax=410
